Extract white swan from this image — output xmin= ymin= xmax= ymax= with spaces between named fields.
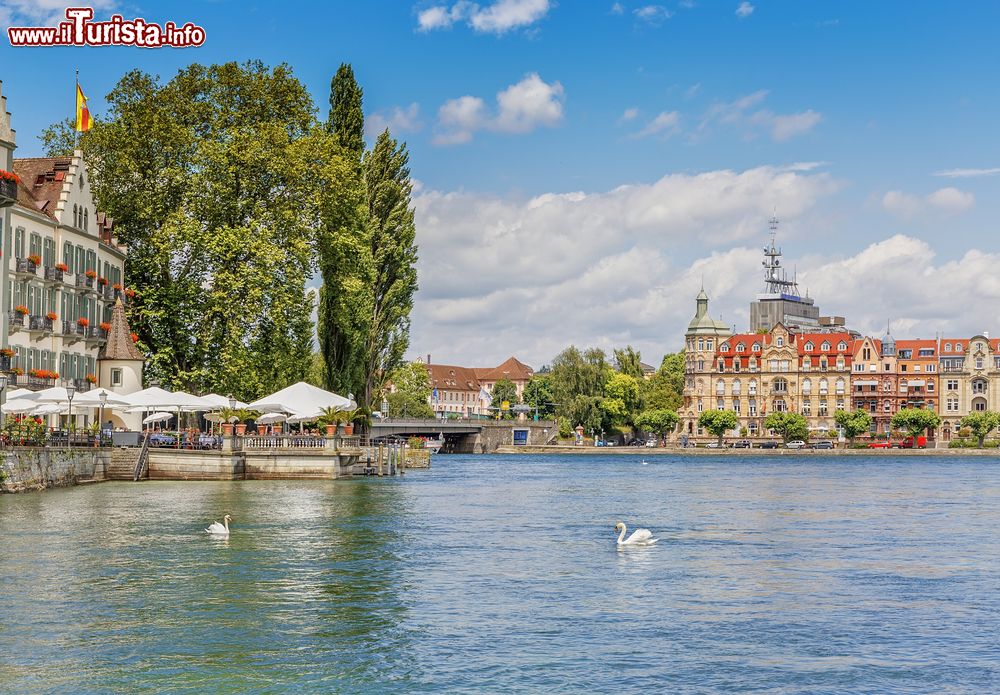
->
xmin=205 ymin=514 xmax=232 ymax=535
xmin=641 ymin=459 xmax=649 ymax=465
xmin=615 ymin=521 xmax=658 ymax=546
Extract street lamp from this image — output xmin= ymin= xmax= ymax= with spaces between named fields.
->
xmin=0 ymin=372 xmax=7 ymax=437
xmin=66 ymin=383 xmax=76 ymax=446
xmin=381 ymin=398 xmax=389 ymax=420
xmin=228 ymin=394 xmax=236 ymax=410
xmin=98 ymin=391 xmax=108 ymax=446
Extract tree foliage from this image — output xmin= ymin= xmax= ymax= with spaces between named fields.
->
xmin=68 ymin=62 xmax=324 ymax=399
xmin=613 ymin=346 xmax=644 ymax=380
xmin=385 ymin=361 xmax=434 ymax=419
xmin=602 ymin=371 xmax=640 ymax=427
xmin=890 ymin=408 xmax=941 ymax=440
xmin=490 ymin=378 xmax=519 ymax=418
xmin=958 ymin=410 xmax=1000 ymax=448
xmin=522 ymin=375 xmax=555 ymax=418
xmin=635 ymin=409 xmax=678 ymax=438
xmin=764 ymin=411 xmax=809 ymax=443
xmin=834 ymin=409 xmax=872 ymax=443
xmin=698 ymin=409 xmax=739 ymax=445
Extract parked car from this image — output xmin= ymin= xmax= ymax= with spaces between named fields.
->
xmin=733 ymin=440 xmax=752 ymax=449
xmin=867 ymin=441 xmax=892 ymax=449
xmin=897 ymin=436 xmax=927 ymax=449
xmin=705 ymin=441 xmax=722 ymax=448
xmin=810 ymin=440 xmax=834 ymax=449
xmin=785 ymin=440 xmax=806 ymax=449
xmin=758 ymin=441 xmax=779 ymax=449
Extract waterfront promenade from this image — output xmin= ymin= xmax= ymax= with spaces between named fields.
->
xmin=497 ymin=444 xmax=1000 ymax=456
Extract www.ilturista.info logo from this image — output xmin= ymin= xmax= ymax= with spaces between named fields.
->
xmin=8 ymin=7 xmax=206 ymax=48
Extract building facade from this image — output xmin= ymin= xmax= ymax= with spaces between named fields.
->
xmin=422 ymin=356 xmax=534 ymax=417
xmin=937 ymin=335 xmax=1000 ymax=442
xmin=5 ymin=152 xmax=128 ymax=395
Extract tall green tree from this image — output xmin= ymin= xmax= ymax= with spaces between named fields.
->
xmin=959 ymin=410 xmax=1000 ymax=448
xmin=613 ymin=346 xmax=644 ymax=380
xmin=698 ymin=409 xmax=739 ymax=446
xmin=602 ymin=371 xmax=641 ymax=428
xmin=359 ymin=130 xmax=419 ymax=412
xmin=66 ymin=61 xmax=323 ymax=398
xmin=834 ymin=409 xmax=872 ymax=444
xmin=635 ymin=408 xmax=678 ymax=439
xmin=318 ymin=64 xmax=368 ymax=397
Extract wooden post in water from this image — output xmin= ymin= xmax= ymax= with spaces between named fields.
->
xmin=400 ymin=443 xmax=406 ymax=475
xmin=377 ymin=443 xmax=384 ymax=476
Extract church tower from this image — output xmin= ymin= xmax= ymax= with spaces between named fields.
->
xmin=98 ymin=299 xmax=144 ymax=429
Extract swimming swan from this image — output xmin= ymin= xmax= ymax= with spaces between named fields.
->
xmin=615 ymin=521 xmax=658 ymax=546
xmin=205 ymin=514 xmax=232 ymax=535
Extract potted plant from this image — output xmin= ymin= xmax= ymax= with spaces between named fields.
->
xmin=99 ymin=322 xmax=111 ymax=332
xmin=0 ymin=348 xmax=13 ymax=357
xmin=13 ymin=305 xmax=28 ymax=316
xmin=55 ymin=262 xmax=69 ymax=272
xmin=10 ymin=367 xmax=23 ymax=376
xmin=45 ymin=311 xmax=57 ymax=321
xmin=112 ymin=282 xmax=123 ymax=291
xmin=218 ymin=407 xmax=238 ymax=436
xmin=0 ymin=170 xmax=19 ymax=207
xmin=343 ymin=407 xmax=370 ymax=436
xmin=77 ymin=317 xmax=89 ymax=327
xmin=97 ymin=276 xmax=109 ymax=286
xmin=233 ymin=409 xmax=257 ymax=436
xmin=85 ymin=373 xmax=97 ymax=384
xmin=27 ymin=254 xmax=41 ymax=266
xmin=85 ymin=269 xmax=97 ymax=279
xmin=318 ymin=406 xmax=345 ymax=436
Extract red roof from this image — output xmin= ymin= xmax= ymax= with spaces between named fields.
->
xmin=11 ymin=157 xmax=72 ymax=221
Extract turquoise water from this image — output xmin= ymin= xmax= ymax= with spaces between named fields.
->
xmin=1 ymin=454 xmax=998 ymax=693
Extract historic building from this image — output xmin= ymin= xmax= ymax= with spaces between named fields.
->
xmin=5 ymin=151 xmax=128 ymax=393
xmin=420 ymin=356 xmax=534 ymax=417
xmin=937 ymin=335 xmax=1000 ymax=442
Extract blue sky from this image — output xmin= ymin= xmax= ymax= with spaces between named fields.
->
xmin=3 ymin=1 xmax=1000 ymax=366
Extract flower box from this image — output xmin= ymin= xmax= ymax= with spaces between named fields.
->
xmin=0 ymin=348 xmax=13 ymax=357
xmin=97 ymin=277 xmax=109 ymax=286
xmin=55 ymin=263 xmax=69 ymax=272
xmin=85 ymin=270 xmax=97 ymax=279
xmin=77 ymin=317 xmax=90 ymax=327
xmin=112 ymin=283 xmax=123 ymax=291
xmin=14 ymin=305 xmax=28 ymax=315
xmin=46 ymin=312 xmax=57 ymax=321
xmin=85 ymin=373 xmax=97 ymax=384
xmin=99 ymin=322 xmax=111 ymax=332
xmin=0 ymin=170 xmax=18 ymax=208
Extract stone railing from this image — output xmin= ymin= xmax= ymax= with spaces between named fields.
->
xmin=241 ymin=435 xmax=328 ymax=450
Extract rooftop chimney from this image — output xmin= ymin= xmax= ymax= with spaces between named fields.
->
xmin=427 ymin=353 xmax=431 ymax=364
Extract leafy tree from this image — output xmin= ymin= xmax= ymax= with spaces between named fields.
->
xmin=602 ymin=371 xmax=641 ymax=428
xmin=490 ymin=378 xmax=520 ymax=418
xmin=764 ymin=412 xmax=809 ymax=443
xmin=834 ymin=409 xmax=872 ymax=444
xmin=358 ymin=130 xmax=419 ymax=413
xmin=658 ymin=351 xmax=685 ymax=395
xmin=66 ymin=62 xmax=323 ymax=399
xmin=522 ymin=375 xmax=555 ymax=418
xmin=959 ymin=411 xmax=1000 ymax=448
xmin=549 ymin=346 xmax=610 ymax=408
xmin=385 ymin=361 xmax=434 ymax=419
xmin=613 ymin=346 xmax=644 ymax=380
xmin=891 ymin=408 xmax=941 ymax=441
xmin=39 ymin=117 xmax=78 ymax=156
xmin=635 ymin=409 xmax=678 ymax=439
xmin=566 ymin=394 xmax=605 ymax=436
xmin=318 ymin=64 xmax=368 ymax=398
xmin=698 ymin=409 xmax=739 ymax=446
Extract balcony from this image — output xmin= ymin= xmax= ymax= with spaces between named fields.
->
xmin=84 ymin=326 xmax=106 ymax=344
xmin=0 ymin=353 xmax=10 ymax=372
xmin=62 ymin=320 xmax=86 ymax=343
xmin=27 ymin=315 xmax=54 ymax=335
xmin=43 ymin=266 xmax=65 ymax=283
xmin=72 ymin=378 xmax=93 ymax=393
xmin=8 ymin=310 xmax=24 ymax=333
xmin=14 ymin=258 xmax=37 ymax=277
xmin=75 ymin=274 xmax=95 ymax=292
xmin=7 ymin=373 xmax=55 ymax=392
xmin=0 ymin=176 xmax=16 ymax=208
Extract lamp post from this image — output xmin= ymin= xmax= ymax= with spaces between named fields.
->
xmin=381 ymin=398 xmax=389 ymax=420
xmin=98 ymin=391 xmax=107 ymax=446
xmin=66 ymin=383 xmax=76 ymax=446
xmin=0 ymin=372 xmax=7 ymax=440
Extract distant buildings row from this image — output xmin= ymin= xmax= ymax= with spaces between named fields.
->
xmin=682 ymin=222 xmax=993 ymax=442
xmin=417 ymin=355 xmax=534 ymax=417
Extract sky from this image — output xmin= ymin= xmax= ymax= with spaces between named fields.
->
xmin=2 ymin=0 xmax=1000 ymax=369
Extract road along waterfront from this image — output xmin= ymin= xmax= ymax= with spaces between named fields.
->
xmin=1 ymin=454 xmax=997 ymax=692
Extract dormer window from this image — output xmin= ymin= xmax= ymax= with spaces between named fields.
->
xmin=821 ymin=341 xmax=830 ymax=351
xmin=804 ymin=342 xmax=814 ymax=351
xmin=721 ymin=343 xmax=730 ymax=352
xmin=776 ymin=337 xmax=784 ymax=347
xmin=944 ymin=343 xmax=952 ymax=351
xmin=736 ymin=342 xmax=745 ymax=353
xmin=752 ymin=342 xmax=760 ymax=352
xmin=837 ymin=341 xmax=847 ymax=351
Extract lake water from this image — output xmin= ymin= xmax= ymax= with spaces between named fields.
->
xmin=1 ymin=454 xmax=998 ymax=693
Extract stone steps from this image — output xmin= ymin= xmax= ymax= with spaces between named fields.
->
xmin=106 ymin=448 xmax=141 ymax=480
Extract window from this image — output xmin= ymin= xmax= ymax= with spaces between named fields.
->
xmin=733 ymin=359 xmax=741 ymax=373
xmin=801 ymin=378 xmax=812 ymax=394
xmin=698 ymin=339 xmax=704 ymax=350
xmin=697 ymin=399 xmax=703 ymax=413
xmin=802 ymin=357 xmax=811 ymax=371
xmin=73 ymin=203 xmax=79 ymax=228
xmin=748 ymin=400 xmax=757 ymax=417
xmin=706 ymin=340 xmax=714 ymax=351
xmin=972 ymin=379 xmax=987 ymax=394
xmin=863 ymin=347 xmax=872 ymax=360
xmin=854 ymin=364 xmax=864 ymax=372
xmin=819 ymin=400 xmax=828 ymax=416
xmin=804 ymin=342 xmax=814 ymax=351
xmin=732 ymin=379 xmax=741 ymax=395
xmin=836 ymin=378 xmax=845 ymax=394
xmin=900 ymin=364 xmax=907 ymax=372
xmin=721 ymin=343 xmax=729 ymax=352
xmin=944 ymin=343 xmax=952 ymax=351
xmin=838 ymin=341 xmax=848 ymax=351
xmin=752 ymin=342 xmax=760 ymax=352
xmin=884 ymin=363 xmax=891 ymax=371
xmin=883 ymin=382 xmax=892 ymax=392
xmin=718 ymin=359 xmax=725 ymax=372
xmin=819 ymin=378 xmax=829 ymax=395
xmin=776 ymin=336 xmax=784 ymax=347
xmin=836 ymin=398 xmax=845 ymax=411
xmin=919 ymin=348 xmax=934 ymax=357
xmin=975 ymin=399 xmax=987 ymax=412
xmin=927 ymin=364 xmax=936 ymax=373
xmin=717 ymin=398 xmax=725 ymax=410
xmin=947 ymin=379 xmax=958 ymax=391
xmin=927 ymin=381 xmax=935 ymax=392
xmin=749 ymin=380 xmax=758 ymax=396
xmin=820 ymin=358 xmax=828 ymax=370
xmin=836 ymin=357 xmax=845 ymax=370
xmin=736 ymin=342 xmax=745 ymax=353
xmin=772 ymin=378 xmax=788 ymax=393
xmin=821 ymin=341 xmax=831 ymax=351
xmin=697 ymin=360 xmax=704 ymax=371
xmin=884 ymin=400 xmax=892 ymax=412
xmin=956 ymin=343 xmax=964 ymax=352
xmin=801 ymin=401 xmax=811 ymax=416
xmin=733 ymin=400 xmax=740 ymax=414
xmin=976 ymin=358 xmax=984 ymax=370
xmin=716 ymin=379 xmax=725 ymax=394
xmin=773 ymin=399 xmax=787 ymax=412
xmin=83 ymin=208 xmax=88 ymax=231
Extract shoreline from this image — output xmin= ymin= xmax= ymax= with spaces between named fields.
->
xmin=494 ymin=445 xmax=1000 ymax=456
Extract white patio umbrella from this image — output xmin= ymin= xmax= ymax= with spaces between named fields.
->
xmin=3 ymin=398 xmax=41 ymax=414
xmin=121 ymin=388 xmax=213 ymax=412
xmin=142 ymin=412 xmax=174 ymax=425
xmin=198 ymin=393 xmax=249 ymax=410
xmin=31 ymin=403 xmax=64 ymax=417
xmin=19 ymin=386 xmax=76 ymax=403
xmin=6 ymin=388 xmax=32 ymax=400
xmin=256 ymin=412 xmax=288 ymax=424
xmin=73 ymin=388 xmax=133 ymax=407
xmin=247 ymin=382 xmax=351 ymax=418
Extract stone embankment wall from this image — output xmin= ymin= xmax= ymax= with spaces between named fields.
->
xmin=495 ymin=444 xmax=1000 ymax=456
xmin=0 ymin=448 xmax=111 ymax=493
xmin=457 ymin=421 xmax=558 ymax=453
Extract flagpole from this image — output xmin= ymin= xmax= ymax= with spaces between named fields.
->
xmin=75 ymin=69 xmax=79 ymax=149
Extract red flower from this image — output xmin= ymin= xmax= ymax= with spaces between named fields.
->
xmin=46 ymin=312 xmax=57 ymax=321
xmin=85 ymin=373 xmax=97 ymax=384
xmin=112 ymin=283 xmax=123 ymax=291
xmin=55 ymin=263 xmax=69 ymax=272
xmin=85 ymin=270 xmax=97 ymax=279
xmin=125 ymin=288 xmax=136 ymax=298
xmin=97 ymin=276 xmax=109 ymax=285
xmin=27 ymin=254 xmax=41 ymax=266
xmin=10 ymin=367 xmax=23 ymax=375
xmin=13 ymin=305 xmax=28 ymax=315
xmin=131 ymin=332 xmax=139 ymax=343
xmin=77 ymin=317 xmax=89 ymax=327
xmin=0 ymin=170 xmax=20 ymax=183
xmin=99 ymin=322 xmax=111 ymax=331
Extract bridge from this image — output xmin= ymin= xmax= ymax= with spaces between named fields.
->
xmin=368 ymin=418 xmax=557 ymax=453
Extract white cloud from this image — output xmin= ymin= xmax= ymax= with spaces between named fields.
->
xmin=610 ymin=2 xmax=625 ymax=14
xmin=434 ymin=73 xmax=564 ymax=144
xmin=699 ymin=90 xmax=821 ymax=142
xmin=416 ymin=0 xmax=551 ymax=34
xmin=801 ymin=235 xmax=1000 ymax=339
xmin=1 ymin=0 xmax=117 ymax=26
xmin=619 ymin=107 xmax=640 ymax=123
xmin=735 ymin=1 xmax=754 ymax=18
xmin=933 ymin=167 xmax=1000 ymax=178
xmin=366 ymin=103 xmax=423 ymax=138
xmin=409 ymin=165 xmax=841 ymax=366
xmin=632 ymin=110 xmax=681 ymax=139
xmin=634 ymin=5 xmax=674 ymax=25
xmin=882 ymin=187 xmax=974 ymax=219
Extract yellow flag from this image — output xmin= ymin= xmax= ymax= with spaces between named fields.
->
xmin=75 ymin=83 xmax=93 ymax=132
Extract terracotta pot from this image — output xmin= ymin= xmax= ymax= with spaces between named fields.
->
xmin=235 ymin=423 xmax=247 ymax=435
xmin=222 ymin=423 xmax=234 ymax=436
xmin=343 ymin=423 xmax=354 ymax=436
xmin=325 ymin=424 xmax=336 ymax=436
